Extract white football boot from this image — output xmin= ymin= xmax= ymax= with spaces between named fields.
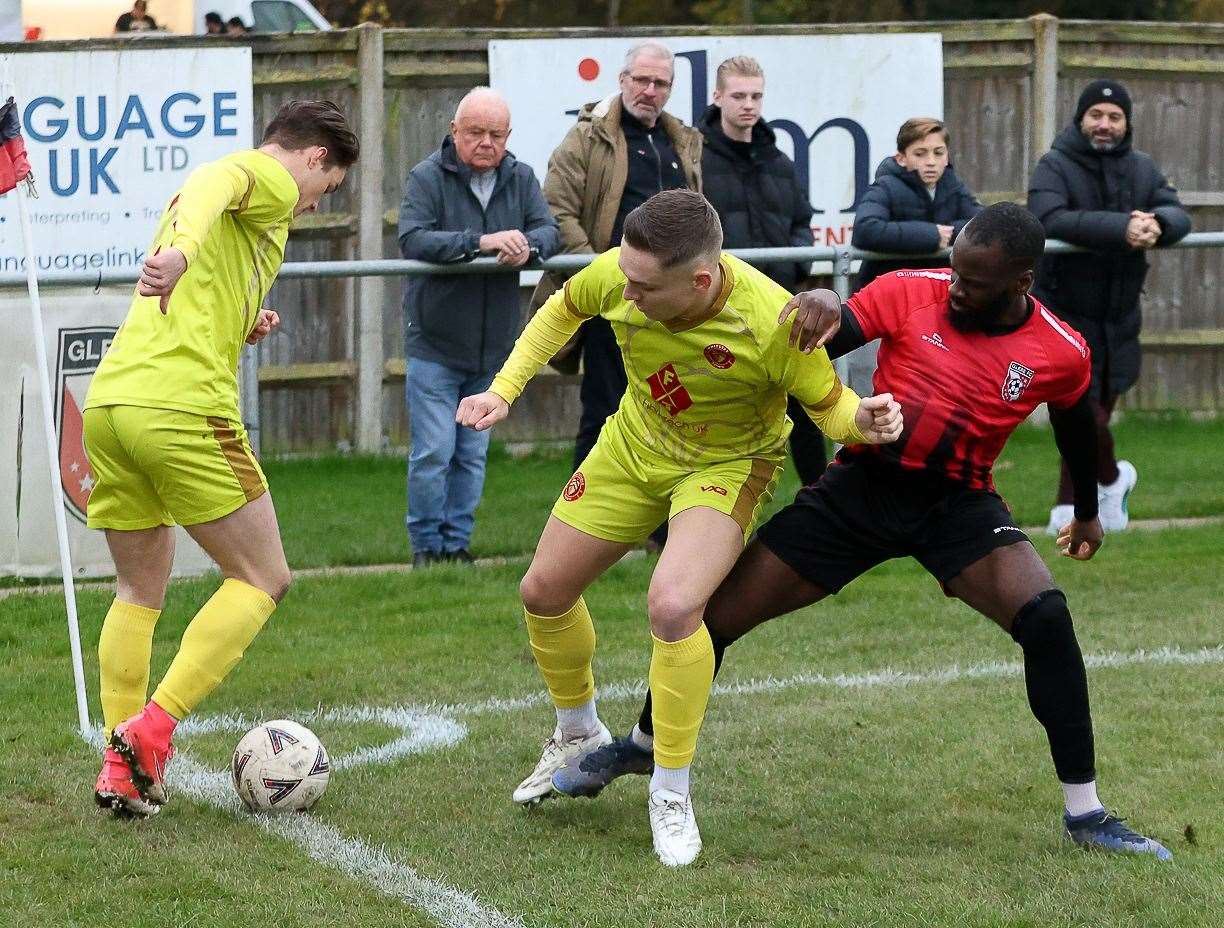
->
xmin=648 ymin=788 xmax=702 ymax=867
xmin=512 ymin=722 xmax=612 ymax=805
xmin=1098 ymin=460 xmax=1138 ymax=531
xmin=1045 ymin=503 xmax=1075 ymax=537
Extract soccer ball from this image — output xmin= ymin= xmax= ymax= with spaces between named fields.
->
xmin=231 ymin=719 xmax=330 ymax=813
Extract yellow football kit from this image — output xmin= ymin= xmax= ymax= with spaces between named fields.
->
xmin=491 ymin=249 xmax=868 ymax=543
xmin=84 ymin=149 xmax=297 ymax=530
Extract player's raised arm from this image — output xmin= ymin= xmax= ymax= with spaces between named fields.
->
xmin=456 ymin=257 xmax=606 ymax=431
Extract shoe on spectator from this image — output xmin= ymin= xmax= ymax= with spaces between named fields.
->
xmin=444 ymin=549 xmax=475 ymax=564
xmin=1098 ymin=460 xmax=1138 ymax=532
xmin=1045 ymin=504 xmax=1075 ymax=537
xmin=412 ymin=550 xmax=443 ymax=569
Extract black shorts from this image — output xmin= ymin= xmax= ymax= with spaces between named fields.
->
xmin=757 ymin=453 xmax=1032 ymax=594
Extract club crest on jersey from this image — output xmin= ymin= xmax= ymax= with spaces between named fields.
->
xmin=646 ymin=363 xmax=693 ymax=416
xmin=1002 ymin=361 xmax=1035 ymax=402
xmin=703 ymin=343 xmax=735 ymax=369
xmin=54 ymin=327 xmax=116 ymax=523
xmin=563 ymin=471 xmax=586 ymax=501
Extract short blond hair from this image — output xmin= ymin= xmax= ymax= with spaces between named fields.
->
xmin=715 ymin=55 xmax=765 ymax=90
xmin=897 ymin=117 xmax=949 ymax=153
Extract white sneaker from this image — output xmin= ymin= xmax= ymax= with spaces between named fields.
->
xmin=512 ymin=722 xmax=611 ymax=805
xmin=648 ymin=788 xmax=702 ymax=867
xmin=1098 ymin=460 xmax=1138 ymax=532
xmin=1046 ymin=504 xmax=1075 ymax=537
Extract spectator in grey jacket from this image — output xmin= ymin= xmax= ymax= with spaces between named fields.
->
xmin=852 ymin=117 xmax=982 ymax=289
xmin=398 ymin=87 xmax=559 ymax=567
xmin=1028 ymin=79 xmax=1190 ymax=536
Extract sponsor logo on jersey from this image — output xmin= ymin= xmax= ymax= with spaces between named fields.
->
xmin=700 ymin=485 xmax=728 ymax=496
xmin=703 ymin=343 xmax=735 ymax=369
xmin=646 ymin=363 xmax=693 ymax=416
xmin=1002 ymin=361 xmax=1035 ymax=402
xmin=921 ymin=332 xmax=949 ymax=352
xmin=563 ymin=471 xmax=586 ymax=501
xmin=54 ymin=327 xmax=116 ymax=523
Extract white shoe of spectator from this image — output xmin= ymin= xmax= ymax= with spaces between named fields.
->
xmin=1045 ymin=504 xmax=1075 ymax=537
xmin=1098 ymin=460 xmax=1138 ymax=532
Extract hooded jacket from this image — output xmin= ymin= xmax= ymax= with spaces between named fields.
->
xmin=398 ymin=135 xmax=560 ymax=373
xmin=1028 ymin=122 xmax=1191 ymax=394
xmin=851 ymin=156 xmax=982 ymax=288
xmin=699 ymin=104 xmax=813 ymax=290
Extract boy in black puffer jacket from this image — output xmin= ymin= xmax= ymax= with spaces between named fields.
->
xmin=852 ymin=117 xmax=982 ymax=289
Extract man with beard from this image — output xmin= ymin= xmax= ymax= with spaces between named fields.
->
xmin=1028 ymin=79 xmax=1190 ymax=535
xmin=551 ymin=202 xmax=1174 ymax=862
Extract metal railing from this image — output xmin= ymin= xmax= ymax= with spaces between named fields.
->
xmin=4 ymin=232 xmax=1223 ymax=453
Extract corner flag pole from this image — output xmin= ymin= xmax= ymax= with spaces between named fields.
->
xmin=2 ymin=80 xmax=91 ymax=738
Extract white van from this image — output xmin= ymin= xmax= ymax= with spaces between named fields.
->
xmin=20 ymin=0 xmax=330 ymax=40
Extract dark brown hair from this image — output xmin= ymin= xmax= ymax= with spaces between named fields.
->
xmin=261 ymin=100 xmax=360 ymax=168
xmin=896 ymin=117 xmax=949 ymax=153
xmin=622 ymin=190 xmax=723 ymax=268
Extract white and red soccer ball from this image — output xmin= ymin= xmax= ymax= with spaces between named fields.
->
xmin=231 ymin=719 xmax=330 ymax=813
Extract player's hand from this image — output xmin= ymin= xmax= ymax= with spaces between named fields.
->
xmin=936 ymin=224 xmax=954 ymax=249
xmin=456 ymin=391 xmax=509 ymax=431
xmin=137 ymin=246 xmax=188 ymax=314
xmin=246 ymin=309 xmax=280 ymax=345
xmin=779 ymin=288 xmax=841 ymax=353
xmin=855 ymin=392 xmax=903 ymax=444
xmin=1056 ymin=516 xmax=1104 ymax=560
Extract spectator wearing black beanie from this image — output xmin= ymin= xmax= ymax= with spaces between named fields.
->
xmin=1027 ymin=79 xmax=1190 ymax=536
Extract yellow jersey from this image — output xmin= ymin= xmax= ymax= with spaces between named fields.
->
xmin=491 ymin=249 xmax=866 ymax=469
xmin=85 ymin=150 xmax=298 ymax=420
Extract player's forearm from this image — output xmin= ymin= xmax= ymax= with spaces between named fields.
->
xmin=489 ymin=290 xmax=588 ymax=405
xmin=801 ymin=380 xmax=869 ymax=445
xmin=168 ymin=162 xmax=248 ymax=265
xmin=1049 ymin=394 xmax=1100 ymax=521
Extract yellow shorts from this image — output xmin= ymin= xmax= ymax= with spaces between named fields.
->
xmin=552 ymin=422 xmax=782 ymax=544
xmin=83 ymin=405 xmax=267 ymax=530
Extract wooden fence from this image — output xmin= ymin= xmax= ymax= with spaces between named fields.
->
xmin=13 ymin=17 xmax=1224 ymax=451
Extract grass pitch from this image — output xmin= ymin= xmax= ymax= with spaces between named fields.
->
xmin=1 ymin=415 xmax=1221 ymax=928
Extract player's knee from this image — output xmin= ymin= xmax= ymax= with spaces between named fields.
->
xmin=1009 ymin=589 xmax=1074 ymax=653
xmin=518 ymin=570 xmax=570 ymax=617
xmin=646 ymin=586 xmax=703 ymax=639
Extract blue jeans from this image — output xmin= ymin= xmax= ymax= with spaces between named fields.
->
xmin=406 ymin=358 xmax=496 ymax=554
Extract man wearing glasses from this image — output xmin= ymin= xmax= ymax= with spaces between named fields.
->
xmin=398 ymin=87 xmax=560 ymax=567
xmin=532 ymin=41 xmax=703 ymax=546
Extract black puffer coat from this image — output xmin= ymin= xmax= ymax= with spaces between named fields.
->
xmin=1028 ymin=123 xmax=1191 ymax=395
xmin=851 ymin=157 xmax=982 ymax=288
xmin=699 ymin=105 xmax=813 ymax=290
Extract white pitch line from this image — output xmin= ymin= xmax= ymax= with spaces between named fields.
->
xmin=169 ymin=753 xmax=526 ymax=928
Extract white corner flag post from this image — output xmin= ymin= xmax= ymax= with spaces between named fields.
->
xmin=4 ymin=81 xmax=92 ymax=739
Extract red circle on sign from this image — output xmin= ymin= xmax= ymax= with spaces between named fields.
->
xmin=563 ymin=471 xmax=587 ymax=501
xmin=704 ymin=344 xmax=736 ymax=369
xmin=578 ymin=58 xmax=600 ymax=81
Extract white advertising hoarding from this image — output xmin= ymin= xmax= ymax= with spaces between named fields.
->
xmin=0 ymin=46 xmax=253 ymax=274
xmin=490 ymin=34 xmax=943 ymax=246
xmin=1 ymin=46 xmax=254 ymax=577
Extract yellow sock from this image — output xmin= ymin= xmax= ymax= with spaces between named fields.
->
xmin=98 ymin=599 xmax=161 ymax=739
xmin=524 ymin=597 xmax=596 ymax=708
xmin=650 ymin=624 xmax=715 ymax=769
xmin=151 ymin=578 xmax=276 ymax=719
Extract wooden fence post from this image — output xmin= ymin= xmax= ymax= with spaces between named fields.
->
xmin=1030 ymin=13 xmax=1059 ymax=169
xmin=355 ymin=22 xmax=386 ymax=454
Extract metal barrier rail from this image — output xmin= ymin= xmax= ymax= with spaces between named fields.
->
xmin=5 ymin=232 xmax=1224 ymax=291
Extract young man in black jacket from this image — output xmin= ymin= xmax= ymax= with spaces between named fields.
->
xmin=852 ymin=117 xmax=983 ymax=289
xmin=1028 ymin=79 xmax=1191 ymax=535
xmin=700 ymin=55 xmax=826 ymax=484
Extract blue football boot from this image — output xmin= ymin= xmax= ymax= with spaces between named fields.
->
xmin=552 ymin=735 xmax=654 ymax=798
xmin=1064 ymin=808 xmax=1173 ymax=861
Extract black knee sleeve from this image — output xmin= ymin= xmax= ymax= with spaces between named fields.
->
xmin=637 ymin=635 xmax=734 ymax=737
xmin=1010 ymin=589 xmax=1096 ymax=784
